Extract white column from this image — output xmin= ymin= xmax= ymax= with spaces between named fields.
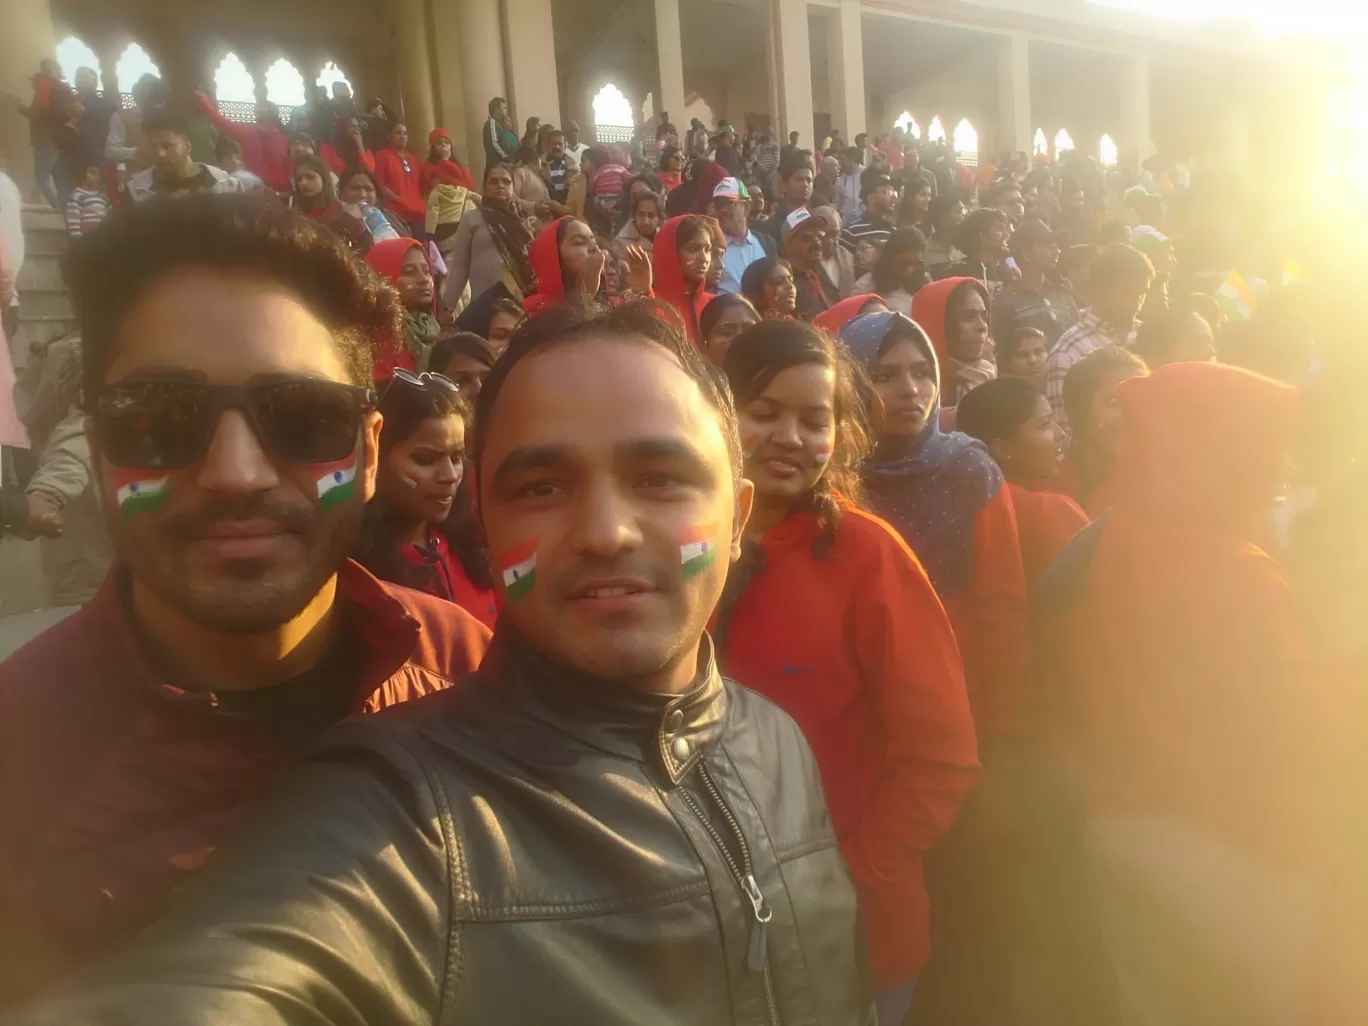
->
xmin=503 ymin=0 xmax=562 ymax=130
xmin=454 ymin=0 xmax=507 ymax=172
xmin=827 ymin=0 xmax=865 ymax=141
xmin=395 ymin=0 xmax=437 ymax=144
xmin=770 ymin=0 xmax=814 ymax=147
xmin=1120 ymin=54 xmax=1154 ymax=170
xmin=996 ymin=33 xmax=1032 ymax=158
xmin=654 ymin=0 xmax=686 ymax=127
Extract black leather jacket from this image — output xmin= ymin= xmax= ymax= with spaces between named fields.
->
xmin=5 ymin=630 xmax=873 ymax=1025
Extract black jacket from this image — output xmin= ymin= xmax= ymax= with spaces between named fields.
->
xmin=4 ymin=630 xmax=872 ymax=1026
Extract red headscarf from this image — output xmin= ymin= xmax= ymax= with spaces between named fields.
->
xmin=1072 ymin=362 xmax=1342 ymax=867
xmin=909 ymin=276 xmax=991 ymax=374
xmin=523 ymin=217 xmax=571 ymax=316
xmin=690 ymin=162 xmax=730 ymax=214
xmin=652 ymin=216 xmax=715 ymax=344
xmin=420 ymin=128 xmax=474 ymax=195
xmin=814 ymin=294 xmax=883 ymax=334
xmin=365 ymin=238 xmax=426 ymax=378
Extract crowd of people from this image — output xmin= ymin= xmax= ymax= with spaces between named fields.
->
xmin=0 ymin=52 xmax=1365 ymax=1026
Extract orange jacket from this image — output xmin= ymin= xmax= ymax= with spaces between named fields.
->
xmin=717 ymin=505 xmax=979 ymax=986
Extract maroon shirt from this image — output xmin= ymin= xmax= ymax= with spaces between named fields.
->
xmin=0 ymin=560 xmax=490 ymax=1008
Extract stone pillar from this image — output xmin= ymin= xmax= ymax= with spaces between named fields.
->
xmin=764 ymin=3 xmax=781 ymax=134
xmin=1120 ymin=54 xmax=1154 ymax=171
xmin=826 ymin=0 xmax=864 ymax=141
xmin=0 ymin=0 xmax=56 ymax=194
xmin=503 ymin=0 xmax=561 ymax=130
xmin=429 ymin=1 xmax=467 ymax=157
xmin=996 ymin=33 xmax=1031 ymax=159
xmin=770 ymin=0 xmax=814 ymax=147
xmin=453 ymin=0 xmax=507 ymax=174
xmin=395 ymin=0 xmax=437 ymax=145
xmin=654 ymin=0 xmax=686 ymax=130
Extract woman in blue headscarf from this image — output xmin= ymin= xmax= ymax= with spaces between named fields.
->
xmin=840 ymin=309 xmax=1030 ymax=1021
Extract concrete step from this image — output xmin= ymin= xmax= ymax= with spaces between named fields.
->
xmin=14 ymin=288 xmax=73 ymax=320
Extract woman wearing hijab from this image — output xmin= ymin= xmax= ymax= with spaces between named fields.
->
xmin=443 ymin=163 xmax=538 ymax=310
xmin=1051 ymin=363 xmax=1347 ymax=1025
xmin=715 ymin=319 xmax=978 ymax=1026
xmin=841 ymin=309 xmax=1030 ymax=1025
xmin=956 ymin=376 xmax=1087 ymax=586
xmin=813 ymin=294 xmax=889 ymax=335
xmin=651 ymin=214 xmax=715 ymax=343
xmin=320 ymin=114 xmax=374 ymax=177
xmin=366 ymin=238 xmax=443 ymax=377
xmin=911 ymin=276 xmax=996 ymax=409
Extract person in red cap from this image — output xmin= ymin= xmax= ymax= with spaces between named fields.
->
xmin=420 ymin=128 xmax=473 ymax=195
xmin=420 ymin=129 xmax=477 ymax=247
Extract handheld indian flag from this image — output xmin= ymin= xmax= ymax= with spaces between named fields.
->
xmin=315 ymin=458 xmax=358 ymax=510
xmin=112 ymin=470 xmax=169 ymax=521
xmin=680 ymin=524 xmax=718 ymax=581
xmin=1215 ymin=271 xmax=1256 ymax=323
xmin=498 ymin=538 xmax=538 ymax=602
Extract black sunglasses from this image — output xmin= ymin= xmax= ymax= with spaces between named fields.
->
xmin=93 ymin=378 xmax=376 ymax=470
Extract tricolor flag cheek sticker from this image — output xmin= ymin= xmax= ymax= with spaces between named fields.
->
xmin=498 ymin=538 xmax=539 ymax=602
xmin=680 ymin=524 xmax=718 ymax=581
xmin=111 ymin=469 xmax=170 ymax=521
xmin=813 ymin=442 xmax=833 ymax=467
xmin=314 ymin=457 xmax=359 ymax=510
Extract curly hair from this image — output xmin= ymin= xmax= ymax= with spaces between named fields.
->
xmin=66 ymin=194 xmax=402 ymax=404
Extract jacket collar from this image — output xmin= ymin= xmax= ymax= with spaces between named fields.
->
xmin=483 ymin=625 xmax=727 ymax=786
xmin=90 ymin=559 xmax=422 ymax=714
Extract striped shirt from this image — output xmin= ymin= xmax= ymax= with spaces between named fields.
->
xmin=840 ymin=213 xmax=894 ymax=251
xmin=1043 ymin=309 xmax=1134 ymax=438
xmin=64 ymin=187 xmax=110 ymax=238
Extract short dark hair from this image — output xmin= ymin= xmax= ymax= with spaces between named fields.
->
xmin=870 ymin=228 xmax=926 ymax=294
xmin=338 ymin=163 xmax=383 ymax=197
xmin=996 ymin=325 xmax=1045 ymax=367
xmin=740 ymin=256 xmax=792 ymax=315
xmin=470 ymin=298 xmax=742 ymax=482
xmin=214 ymin=135 xmax=242 ymax=161
xmin=429 ymin=331 xmax=498 ymax=379
xmin=488 ymin=96 xmax=506 ymax=115
xmin=1090 ymin=244 xmax=1155 ymax=289
xmin=956 ymin=375 xmax=1045 ymax=447
xmin=699 ymin=292 xmax=758 ymax=342
xmin=955 ymin=207 xmax=1008 ymax=254
xmin=548 ymin=128 xmax=565 ymax=141
xmin=141 ymin=109 xmax=190 ymax=138
xmin=779 ymin=154 xmax=813 ymax=181
xmin=842 ymin=146 xmax=861 ymax=162
xmin=929 ymin=192 xmax=964 ymax=226
xmin=67 ymin=194 xmax=402 ymax=403
xmin=1063 ymin=345 xmax=1148 ymax=441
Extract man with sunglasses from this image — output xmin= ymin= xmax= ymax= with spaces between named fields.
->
xmin=0 ymin=195 xmax=491 ymax=1009
xmin=0 ymin=300 xmax=873 ymax=1025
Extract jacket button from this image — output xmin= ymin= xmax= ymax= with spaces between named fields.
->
xmin=671 ymin=736 xmax=690 ymax=761
xmin=665 ymin=709 xmax=684 ymax=732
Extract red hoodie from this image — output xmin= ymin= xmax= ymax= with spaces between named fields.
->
xmin=1008 ymin=482 xmax=1088 ymax=586
xmin=320 ymin=142 xmax=374 ymax=177
xmin=196 ymin=94 xmax=292 ymax=193
xmin=374 ymin=147 xmax=425 ymax=223
xmin=523 ymin=216 xmax=570 ymax=315
xmin=420 ymin=128 xmax=475 ymax=195
xmin=911 ymin=276 xmax=993 ymax=425
xmin=719 ymin=505 xmax=980 ymax=987
xmin=652 ymin=216 xmax=715 ymax=344
xmin=814 ymin=294 xmax=883 ymax=334
xmin=1072 ymin=362 xmax=1346 ymax=868
xmin=364 ymin=238 xmax=425 ymax=379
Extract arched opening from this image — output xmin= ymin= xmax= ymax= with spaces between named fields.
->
xmin=894 ymin=111 xmax=920 ymax=140
xmin=115 ymin=42 xmax=160 ymax=108
xmin=1054 ymin=128 xmax=1075 ymax=155
xmin=1099 ymin=133 xmax=1119 ymax=168
xmin=316 ymin=61 xmax=352 ymax=99
xmin=927 ymin=116 xmax=946 ymax=145
xmin=56 ymin=35 xmax=102 ymax=91
xmin=1033 ymin=128 xmax=1049 ymax=157
xmin=953 ymin=118 xmax=978 ymax=166
xmin=591 ymin=83 xmax=634 ymax=143
xmin=264 ymin=58 xmax=306 ymax=112
xmin=212 ymin=52 xmax=258 ymax=124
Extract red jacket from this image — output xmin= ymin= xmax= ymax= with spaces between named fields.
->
xmin=1008 ymin=482 xmax=1088 ymax=586
xmin=652 ymin=215 xmax=714 ymax=344
xmin=0 ymin=561 xmax=490 ymax=1008
xmin=718 ymin=506 xmax=980 ymax=987
xmin=364 ymin=238 xmax=425 ymax=379
xmin=394 ymin=532 xmax=499 ymax=630
xmin=320 ymin=142 xmax=374 ymax=177
xmin=374 ymin=147 xmax=425 ymax=223
xmin=196 ymin=94 xmax=291 ymax=193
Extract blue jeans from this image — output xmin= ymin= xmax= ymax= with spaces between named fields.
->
xmin=33 ymin=143 xmax=59 ymax=209
xmin=875 ymin=975 xmax=918 ymax=1025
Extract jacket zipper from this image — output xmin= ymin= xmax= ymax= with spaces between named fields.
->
xmin=679 ymin=761 xmax=781 ymax=1026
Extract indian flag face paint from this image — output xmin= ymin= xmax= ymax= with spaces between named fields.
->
xmin=680 ymin=524 xmax=718 ymax=581
xmin=498 ymin=538 xmax=538 ymax=602
xmin=813 ymin=442 xmax=833 ymax=467
xmin=401 ymin=475 xmax=419 ymax=490
xmin=112 ymin=469 xmax=170 ymax=521
xmin=314 ymin=457 xmax=358 ymax=510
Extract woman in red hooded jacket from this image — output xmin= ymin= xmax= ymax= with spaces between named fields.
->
xmin=652 ymin=214 xmax=715 ymax=344
xmin=365 ymin=238 xmax=441 ymax=379
xmin=911 ymin=277 xmax=996 ymax=412
xmin=715 ymin=318 xmax=978 ymax=1026
xmin=813 ymin=293 xmax=889 ymax=335
xmin=522 ymin=216 xmax=652 ymax=315
xmin=1050 ymin=362 xmax=1350 ymax=1024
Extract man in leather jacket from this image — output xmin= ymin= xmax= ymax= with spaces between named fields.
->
xmin=3 ymin=300 xmax=875 ymax=1026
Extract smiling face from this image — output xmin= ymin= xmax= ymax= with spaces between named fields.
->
xmin=95 ymin=269 xmax=380 ymax=635
xmin=382 ymin=413 xmax=465 ymax=526
xmin=783 ymin=222 xmax=825 ymax=270
xmin=871 ymin=334 xmax=938 ymax=439
xmin=478 ymin=335 xmax=749 ymax=687
xmin=738 ymin=362 xmax=836 ymax=510
xmin=763 ymin=263 xmax=797 ymax=316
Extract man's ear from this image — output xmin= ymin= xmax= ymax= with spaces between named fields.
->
xmin=359 ymin=410 xmax=383 ymax=501
xmin=730 ymin=478 xmax=754 ymax=561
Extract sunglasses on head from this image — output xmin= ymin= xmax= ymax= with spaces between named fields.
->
xmin=386 ymin=368 xmax=461 ymax=393
xmin=93 ymin=377 xmax=376 ymax=471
